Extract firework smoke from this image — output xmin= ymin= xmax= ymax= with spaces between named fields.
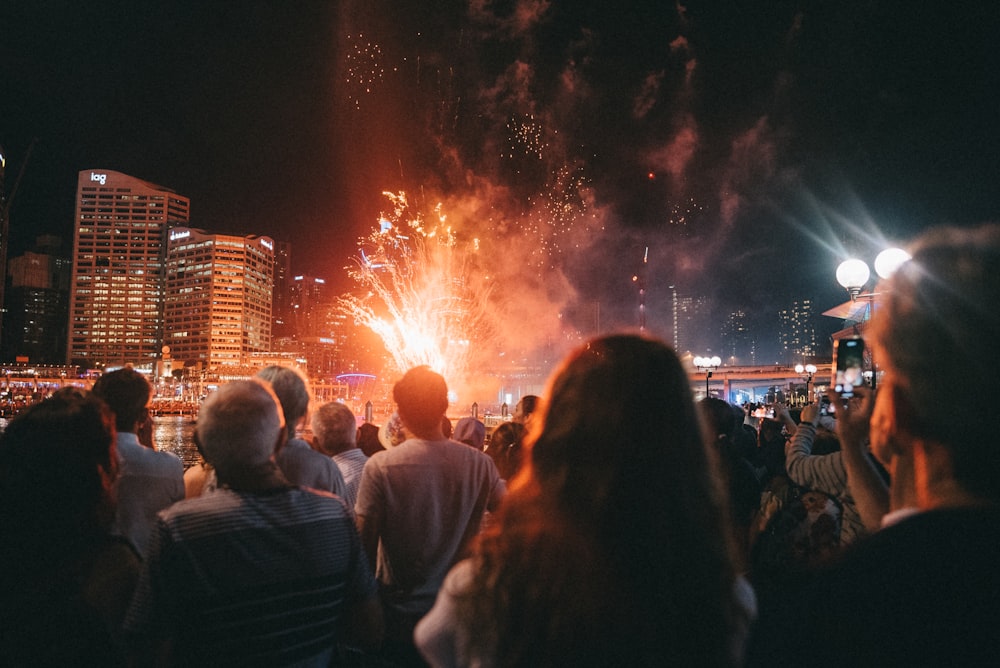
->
xmin=336 ymin=0 xmax=808 ymax=384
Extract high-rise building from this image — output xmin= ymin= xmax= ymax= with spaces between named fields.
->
xmin=272 ymin=275 xmax=347 ymax=382
xmin=0 ymin=146 xmax=9 ymax=352
xmin=778 ymin=298 xmax=817 ymax=363
xmin=671 ymin=290 xmax=713 ymax=356
xmin=720 ymin=309 xmax=757 ymax=366
xmin=289 ymin=275 xmax=332 ymax=339
xmin=2 ymin=237 xmax=71 ymax=364
xmin=164 ymin=227 xmax=274 ymax=369
xmin=272 ymin=240 xmax=293 ymax=338
xmin=68 ymin=170 xmax=190 ymax=369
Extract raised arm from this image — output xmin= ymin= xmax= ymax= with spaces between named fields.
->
xmin=784 ymin=402 xmax=844 ymax=492
xmin=829 ymin=386 xmax=889 ymax=532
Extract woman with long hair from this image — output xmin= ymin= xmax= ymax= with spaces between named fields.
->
xmin=0 ymin=388 xmax=140 ymax=666
xmin=415 ymin=334 xmax=755 ymax=667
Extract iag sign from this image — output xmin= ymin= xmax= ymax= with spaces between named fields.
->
xmin=90 ymin=172 xmax=108 ymax=185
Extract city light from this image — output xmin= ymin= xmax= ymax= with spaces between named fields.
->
xmin=836 ymin=247 xmax=911 ymax=301
xmin=795 ymin=363 xmax=817 ymax=403
xmin=693 ymin=355 xmax=722 ymax=397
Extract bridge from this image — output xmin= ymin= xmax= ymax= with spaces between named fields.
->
xmin=686 ymin=363 xmax=834 ymax=405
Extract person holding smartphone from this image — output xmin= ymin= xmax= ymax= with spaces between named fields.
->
xmin=749 ymin=224 xmax=1000 ymax=666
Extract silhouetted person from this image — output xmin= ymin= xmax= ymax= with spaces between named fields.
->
xmin=512 ymin=394 xmax=539 ymax=430
xmin=356 ymin=366 xmax=505 ymax=666
xmin=312 ymin=400 xmax=367 ymax=510
xmin=699 ymin=397 xmax=761 ymax=570
xmin=1 ymin=388 xmax=140 ymax=666
xmin=257 ymin=365 xmax=347 ymax=498
xmin=358 ymin=422 xmax=384 ymax=458
xmin=125 ymin=379 xmax=382 ymax=666
xmin=453 ymin=417 xmax=486 ymax=449
xmin=485 ymin=421 xmax=525 ymax=481
xmin=416 ymin=336 xmax=754 ymax=667
xmin=749 ymin=224 xmax=1000 ymax=666
xmin=92 ymin=367 xmax=183 ymax=558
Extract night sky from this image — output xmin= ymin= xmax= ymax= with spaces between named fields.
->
xmin=5 ymin=1 xmax=1000 ymax=360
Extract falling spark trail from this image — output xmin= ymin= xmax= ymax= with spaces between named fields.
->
xmin=338 ymin=192 xmax=496 ymax=389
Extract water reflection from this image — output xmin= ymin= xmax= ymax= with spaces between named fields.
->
xmin=153 ymin=415 xmax=200 ymax=468
xmin=0 ymin=414 xmax=201 ymax=467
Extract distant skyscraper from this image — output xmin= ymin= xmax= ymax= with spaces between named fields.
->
xmin=2 ymin=237 xmax=71 ymax=363
xmin=289 ymin=275 xmax=332 ymax=339
xmin=164 ymin=227 xmax=274 ymax=369
xmin=721 ymin=309 xmax=756 ymax=365
xmin=0 ymin=146 xmax=9 ymax=353
xmin=778 ymin=298 xmax=817 ymax=363
xmin=67 ymin=170 xmax=190 ymax=369
xmin=272 ymin=240 xmax=293 ymax=338
xmin=671 ymin=290 xmax=712 ymax=356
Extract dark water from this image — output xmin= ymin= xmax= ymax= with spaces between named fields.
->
xmin=0 ymin=414 xmax=201 ymax=468
xmin=152 ymin=415 xmax=200 ymax=468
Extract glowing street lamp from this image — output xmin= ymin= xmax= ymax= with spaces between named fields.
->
xmin=835 ymin=259 xmax=871 ymax=301
xmin=795 ymin=363 xmax=818 ymax=403
xmin=693 ymin=355 xmax=722 ymax=397
xmin=834 ymin=247 xmax=909 ymax=392
xmin=836 ymin=247 xmax=911 ymax=301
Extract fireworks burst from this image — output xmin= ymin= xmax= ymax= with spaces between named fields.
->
xmin=523 ymin=164 xmax=603 ymax=269
xmin=345 ymin=33 xmax=393 ymax=110
xmin=668 ymin=196 xmax=705 ymax=227
xmin=337 ymin=192 xmax=497 ymax=389
xmin=504 ymin=114 xmax=547 ymax=160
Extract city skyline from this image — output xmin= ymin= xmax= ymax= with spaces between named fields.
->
xmin=5 ymin=2 xmax=999 ymax=361
xmin=5 ymin=170 xmax=829 ymax=371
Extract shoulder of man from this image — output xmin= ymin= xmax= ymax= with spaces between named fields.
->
xmin=122 ymin=440 xmax=183 ymax=473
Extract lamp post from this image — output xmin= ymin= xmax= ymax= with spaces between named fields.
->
xmin=836 ymin=248 xmax=911 ymax=302
xmin=834 ymin=247 xmax=911 ymax=390
xmin=693 ymin=355 xmax=721 ymax=398
xmin=794 ymin=363 xmax=817 ymax=404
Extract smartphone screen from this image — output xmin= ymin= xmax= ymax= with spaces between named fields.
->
xmin=835 ymin=337 xmax=865 ymax=397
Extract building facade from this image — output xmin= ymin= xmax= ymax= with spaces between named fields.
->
xmin=778 ymin=298 xmax=818 ymax=364
xmin=67 ymin=170 xmax=190 ymax=369
xmin=271 ymin=241 xmax=293 ymax=338
xmin=164 ymin=227 xmax=274 ymax=369
xmin=720 ymin=309 xmax=757 ymax=366
xmin=2 ymin=237 xmax=71 ymax=364
xmin=671 ymin=290 xmax=713 ymax=356
xmin=4 ymin=286 xmax=68 ymax=365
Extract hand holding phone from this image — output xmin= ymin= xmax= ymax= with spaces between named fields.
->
xmin=834 ymin=337 xmax=865 ymax=397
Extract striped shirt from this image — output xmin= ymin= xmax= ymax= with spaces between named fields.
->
xmin=332 ymin=448 xmax=368 ymax=511
xmin=125 ymin=486 xmax=376 ymax=666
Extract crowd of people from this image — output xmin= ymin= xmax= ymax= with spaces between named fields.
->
xmin=2 ymin=223 xmax=1000 ymax=666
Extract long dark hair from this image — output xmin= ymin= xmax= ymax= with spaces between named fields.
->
xmin=460 ymin=334 xmax=740 ymax=667
xmin=0 ymin=388 xmax=118 ymax=576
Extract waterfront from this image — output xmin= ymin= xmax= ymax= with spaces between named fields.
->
xmin=152 ymin=415 xmax=200 ymax=468
xmin=0 ymin=415 xmax=200 ymax=468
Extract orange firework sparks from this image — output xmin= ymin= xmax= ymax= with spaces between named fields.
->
xmin=337 ymin=192 xmax=495 ymax=388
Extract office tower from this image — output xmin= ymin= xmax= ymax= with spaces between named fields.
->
xmin=671 ymin=290 xmax=712 ymax=356
xmin=778 ymin=298 xmax=817 ymax=363
xmin=2 ymin=237 xmax=71 ymax=363
xmin=280 ymin=275 xmax=345 ymax=381
xmin=67 ymin=170 xmax=190 ymax=369
xmin=272 ymin=240 xmax=293 ymax=338
xmin=720 ymin=309 xmax=757 ymax=366
xmin=0 ymin=147 xmax=7 ymax=351
xmin=164 ymin=227 xmax=274 ymax=369
xmin=288 ymin=275 xmax=332 ymax=339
